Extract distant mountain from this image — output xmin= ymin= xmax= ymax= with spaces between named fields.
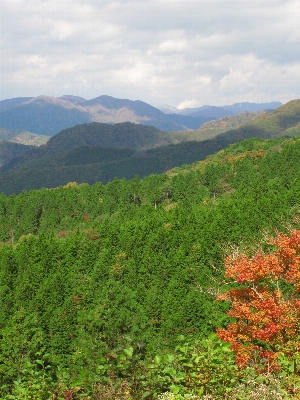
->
xmin=0 ymin=97 xmax=33 ymax=113
xmin=163 ymin=113 xmax=210 ymax=129
xmin=0 ymin=96 xmax=92 ymax=136
xmin=0 ymin=95 xmax=212 ymax=135
xmin=223 ymin=101 xmax=283 ymax=114
xmin=181 ymin=106 xmax=231 ymax=119
xmin=156 ymin=105 xmax=180 ymax=114
xmin=158 ymin=101 xmax=282 ymax=119
xmin=0 ymin=100 xmax=298 ymax=195
xmin=59 ymin=95 xmax=87 ymax=104
xmin=0 ymin=129 xmax=49 ymax=146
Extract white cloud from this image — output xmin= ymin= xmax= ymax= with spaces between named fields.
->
xmin=177 ymin=99 xmax=201 ymax=110
xmin=0 ymin=0 xmax=300 ymax=106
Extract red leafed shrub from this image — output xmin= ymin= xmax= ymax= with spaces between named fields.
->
xmin=217 ymin=230 xmax=300 ymax=371
xmin=63 ymin=390 xmax=73 ymax=400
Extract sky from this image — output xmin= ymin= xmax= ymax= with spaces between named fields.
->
xmin=1 ymin=0 xmax=300 ymax=108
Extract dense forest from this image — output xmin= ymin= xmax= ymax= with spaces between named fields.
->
xmin=0 ymin=136 xmax=300 ymax=398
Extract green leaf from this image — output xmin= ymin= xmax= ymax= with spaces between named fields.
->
xmin=154 ymin=355 xmax=161 ymax=365
xmin=197 ymin=387 xmax=204 ymax=396
xmin=208 ymin=332 xmax=217 ymax=341
xmin=124 ymin=346 xmax=134 ymax=357
xmin=141 ymin=391 xmax=153 ymax=399
xmin=170 ymin=384 xmax=180 ymax=394
xmin=97 ymin=364 xmax=108 ymax=370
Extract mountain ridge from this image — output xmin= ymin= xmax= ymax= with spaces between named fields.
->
xmin=158 ymin=101 xmax=282 ymax=117
xmin=0 ymin=95 xmax=210 ymax=134
xmin=0 ymin=95 xmax=282 ymax=136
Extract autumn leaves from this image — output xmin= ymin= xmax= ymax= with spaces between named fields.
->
xmin=217 ymin=230 xmax=300 ymax=371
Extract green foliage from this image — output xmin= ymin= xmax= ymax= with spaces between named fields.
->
xmin=88 ymin=333 xmax=238 ymax=399
xmin=0 ymin=136 xmax=300 ymax=397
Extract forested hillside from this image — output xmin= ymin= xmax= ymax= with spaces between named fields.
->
xmin=0 ymin=141 xmax=36 ymax=167
xmin=1 ymin=100 xmax=300 ymax=195
xmin=178 ymin=110 xmax=266 ymax=141
xmin=0 ymin=136 xmax=300 ymax=398
xmin=218 ymin=99 xmax=300 ymax=140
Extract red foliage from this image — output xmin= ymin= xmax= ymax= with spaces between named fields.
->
xmin=217 ymin=230 xmax=300 ymax=371
xmin=84 ymin=214 xmax=89 ymax=222
xmin=63 ymin=390 xmax=73 ymax=400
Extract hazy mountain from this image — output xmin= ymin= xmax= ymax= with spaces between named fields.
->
xmin=0 ymin=95 xmax=282 ymax=138
xmin=0 ymin=95 xmax=211 ymax=135
xmin=156 ymin=104 xmax=180 ymax=114
xmin=181 ymin=106 xmax=231 ymax=118
xmin=163 ymin=113 xmax=210 ymax=129
xmin=158 ymin=101 xmax=282 ymax=119
xmin=0 ymin=97 xmax=33 ymax=113
xmin=58 ymin=95 xmax=87 ymax=104
xmin=0 ymin=96 xmax=92 ymax=136
xmin=223 ymin=101 xmax=282 ymax=114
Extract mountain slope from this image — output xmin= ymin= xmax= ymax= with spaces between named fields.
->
xmin=217 ymin=99 xmax=300 ymax=141
xmin=223 ymin=101 xmax=282 ymax=114
xmin=0 ymin=141 xmax=35 ymax=167
xmin=0 ymin=110 xmax=268 ymax=174
xmin=0 ymin=122 xmax=184 ymax=173
xmin=177 ymin=111 xmax=266 ymax=141
xmin=182 ymin=105 xmax=231 ymax=118
xmin=0 ymin=96 xmax=92 ymax=135
xmin=0 ymin=135 xmax=300 ymax=397
xmin=0 ymin=97 xmax=33 ymax=113
xmin=0 ymin=128 xmax=49 ymax=146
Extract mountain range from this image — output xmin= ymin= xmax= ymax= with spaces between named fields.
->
xmin=0 ymin=99 xmax=299 ymax=195
xmin=158 ymin=101 xmax=282 ymax=116
xmin=0 ymin=95 xmax=211 ymax=135
xmin=0 ymin=95 xmax=282 ymax=137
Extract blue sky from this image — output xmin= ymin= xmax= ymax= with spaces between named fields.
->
xmin=1 ymin=0 xmax=300 ymax=107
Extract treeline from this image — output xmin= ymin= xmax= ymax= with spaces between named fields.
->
xmin=0 ymin=137 xmax=300 ymax=398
